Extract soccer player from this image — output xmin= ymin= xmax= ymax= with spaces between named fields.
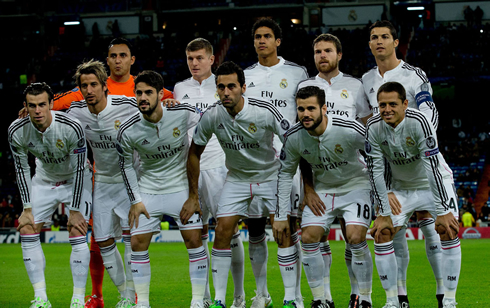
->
xmin=53 ymin=37 xmax=173 ymax=110
xmin=362 ymin=20 xmax=442 ymax=307
xmin=172 ymin=38 xmax=246 ymax=308
xmin=273 ymin=86 xmax=373 ymax=308
xmin=244 ymin=18 xmax=308 ymax=308
xmin=9 ymin=82 xmax=92 ymax=308
xmin=297 ymin=33 xmax=372 ymax=307
xmin=117 ymin=70 xmax=206 ymax=308
xmin=365 ymin=82 xmax=461 ymax=308
xmin=184 ymin=61 xmax=290 ymax=308
xmin=66 ymin=59 xmax=138 ymax=307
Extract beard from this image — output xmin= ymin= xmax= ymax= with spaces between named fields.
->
xmin=302 ymin=114 xmax=323 ymax=131
xmin=139 ymin=98 xmax=158 ymax=115
xmin=316 ymin=59 xmax=339 ymax=74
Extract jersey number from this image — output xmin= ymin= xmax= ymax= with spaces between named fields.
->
xmin=357 ymin=203 xmax=370 ymax=220
xmin=293 ymin=194 xmax=300 ymax=210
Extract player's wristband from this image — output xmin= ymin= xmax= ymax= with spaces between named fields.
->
xmin=23 ymin=203 xmax=32 ymax=210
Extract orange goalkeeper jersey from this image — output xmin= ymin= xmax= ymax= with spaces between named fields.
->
xmin=53 ymin=75 xmax=174 ymax=110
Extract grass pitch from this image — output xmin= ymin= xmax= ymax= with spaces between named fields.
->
xmin=0 ymin=239 xmax=487 ymax=307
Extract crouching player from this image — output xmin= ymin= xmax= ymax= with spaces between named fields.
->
xmin=273 ymin=86 xmax=373 ymax=308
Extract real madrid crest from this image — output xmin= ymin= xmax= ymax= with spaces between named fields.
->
xmin=334 ymin=144 xmax=344 ymax=154
xmin=248 ymin=123 xmax=257 ymax=133
xmin=406 ymin=137 xmax=415 ymax=147
xmin=279 ymin=79 xmax=288 ymax=89
xmin=56 ymin=139 xmax=64 ymax=150
xmin=214 ymin=92 xmax=219 ymax=100
xmin=173 ymin=127 xmax=181 ymax=138
xmin=114 ymin=120 xmax=121 ymax=130
xmin=341 ymin=89 xmax=348 ymax=99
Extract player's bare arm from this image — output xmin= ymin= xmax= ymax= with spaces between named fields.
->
xmin=370 ymin=215 xmax=395 ymax=242
xmin=181 ymin=141 xmax=205 ymax=224
xmin=272 ymin=219 xmax=290 ymax=246
xmin=435 ymin=212 xmax=460 ymax=240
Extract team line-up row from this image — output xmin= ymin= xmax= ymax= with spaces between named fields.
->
xmin=9 ymin=18 xmax=460 ymax=308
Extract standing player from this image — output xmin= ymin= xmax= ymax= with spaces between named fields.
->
xmin=362 ymin=20 xmax=442 ymax=307
xmin=183 ymin=61 xmax=290 ymax=308
xmin=297 ymin=33 xmax=372 ymax=307
xmin=67 ymin=59 xmax=138 ymax=307
xmin=366 ymin=82 xmax=461 ymax=308
xmin=172 ymin=38 xmax=246 ymax=308
xmin=273 ymin=86 xmax=373 ymax=308
xmin=117 ymin=71 xmax=206 ymax=308
xmin=244 ymin=18 xmax=308 ymax=308
xmin=9 ymin=82 xmax=92 ymax=308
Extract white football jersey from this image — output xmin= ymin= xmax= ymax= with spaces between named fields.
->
xmin=277 ymin=115 xmax=370 ymax=221
xmin=244 ymin=57 xmax=308 ymax=123
xmin=174 ymin=75 xmax=225 ymax=170
xmin=117 ymin=103 xmax=200 ymax=204
xmin=297 ymin=72 xmax=371 ymax=120
xmin=67 ymin=95 xmax=138 ymax=183
xmin=193 ymin=96 xmax=291 ymax=183
xmin=8 ymin=112 xmax=88 ymax=210
xmin=365 ymin=108 xmax=453 ymax=217
xmin=362 ymin=60 xmax=439 ymax=129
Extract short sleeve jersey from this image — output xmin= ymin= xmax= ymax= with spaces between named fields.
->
xmin=297 ymin=72 xmax=371 ymax=120
xmin=193 ymin=97 xmax=291 ymax=183
xmin=173 ymin=75 xmax=225 ymax=170
xmin=362 ymin=60 xmax=438 ymax=128
xmin=365 ymin=108 xmax=453 ymax=216
xmin=244 ymin=57 xmax=308 ymax=123
xmin=277 ymin=116 xmax=369 ymax=221
xmin=8 ymin=112 xmax=88 ymax=210
xmin=66 ymin=95 xmax=138 ymax=183
xmin=117 ymin=103 xmax=200 ymax=204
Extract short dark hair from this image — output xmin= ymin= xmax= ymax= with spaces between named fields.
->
xmin=296 ymin=86 xmax=326 ymax=108
xmin=369 ymin=20 xmax=398 ymax=41
xmin=24 ymin=82 xmax=54 ymax=102
xmin=134 ymin=70 xmax=164 ymax=91
xmin=215 ymin=61 xmax=245 ymax=87
xmin=186 ymin=38 xmax=213 ymax=55
xmin=313 ymin=33 xmax=342 ymax=54
xmin=108 ymin=37 xmax=134 ymax=56
xmin=377 ymin=81 xmax=406 ymax=102
xmin=252 ymin=18 xmax=282 ymax=40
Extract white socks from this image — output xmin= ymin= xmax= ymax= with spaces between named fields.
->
xmin=69 ymin=236 xmax=90 ymax=302
xmin=21 ymin=234 xmax=47 ymax=301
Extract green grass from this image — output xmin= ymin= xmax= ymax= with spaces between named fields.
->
xmin=0 ymin=240 xmax=487 ymax=307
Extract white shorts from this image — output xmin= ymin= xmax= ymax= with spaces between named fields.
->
xmin=200 ymin=165 xmax=227 ymax=225
xmin=93 ymin=182 xmax=131 ymax=242
xmin=218 ymin=180 xmax=277 ymax=219
xmin=391 ymin=180 xmax=459 ymax=228
xmin=301 ymin=189 xmax=372 ymax=231
xmin=31 ymin=171 xmax=92 ymax=225
xmin=131 ymin=190 xmax=202 ymax=236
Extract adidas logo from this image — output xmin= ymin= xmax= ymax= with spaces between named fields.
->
xmin=249 ymin=82 xmax=255 ymax=88
xmin=28 ymin=142 xmax=35 ymax=148
xmin=381 ymin=140 xmax=388 ymax=146
xmin=302 ymin=149 xmax=310 ymax=155
xmin=217 ymin=123 xmax=225 ymax=129
xmin=183 ymin=94 xmax=190 ymax=99
xmin=369 ymin=88 xmax=375 ymax=94
xmin=85 ymin=125 xmax=91 ymax=130
xmin=142 ymin=139 xmax=150 ymax=145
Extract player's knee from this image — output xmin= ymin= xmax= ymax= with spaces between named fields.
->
xmin=375 ymin=228 xmax=393 ymax=244
xmin=301 ymin=228 xmax=322 ymax=244
xmin=97 ymin=238 xmax=115 ymax=248
xmin=19 ymin=224 xmax=36 ymax=235
xmin=436 ymin=224 xmax=459 ymax=241
xmin=347 ymin=232 xmax=365 ymax=245
xmin=183 ymin=231 xmax=202 ymax=249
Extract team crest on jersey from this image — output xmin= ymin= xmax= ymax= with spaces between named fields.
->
xmin=173 ymin=127 xmax=181 ymax=138
xmin=280 ymin=119 xmax=290 ymax=130
xmin=334 ymin=144 xmax=344 ymax=154
xmin=114 ymin=120 xmax=121 ymax=130
xmin=426 ymin=136 xmax=436 ymax=149
xmin=406 ymin=137 xmax=415 ymax=147
xmin=248 ymin=123 xmax=257 ymax=133
xmin=56 ymin=139 xmax=64 ymax=150
xmin=340 ymin=90 xmax=349 ymax=99
xmin=77 ymin=139 xmax=84 ymax=147
xmin=365 ymin=141 xmax=372 ymax=153
xmin=279 ymin=79 xmax=288 ymax=89
xmin=214 ymin=92 xmax=219 ymax=100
